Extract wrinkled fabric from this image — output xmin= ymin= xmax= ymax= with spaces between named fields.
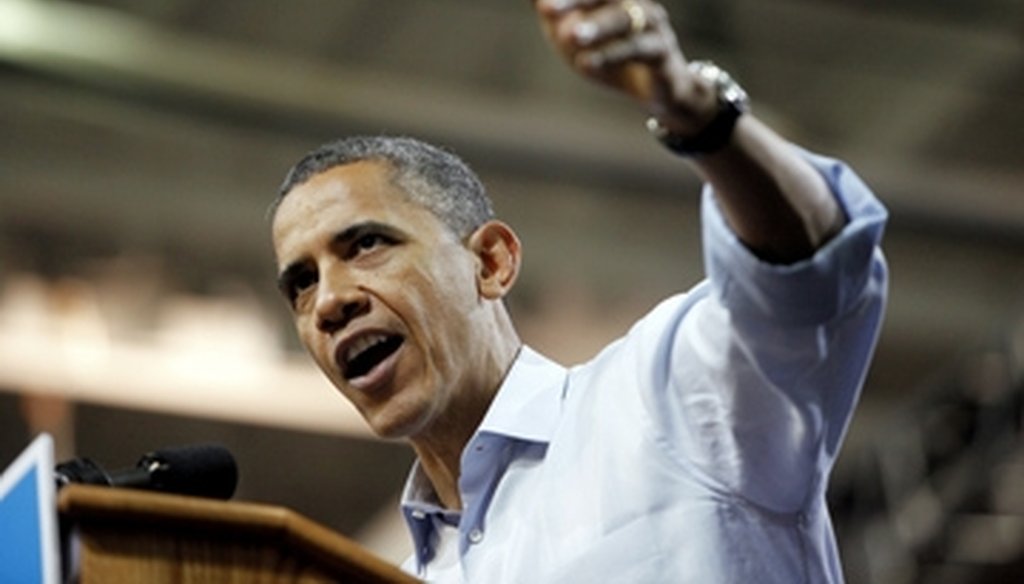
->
xmin=401 ymin=151 xmax=888 ymax=583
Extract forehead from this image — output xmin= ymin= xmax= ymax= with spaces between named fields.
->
xmin=279 ymin=158 xmax=408 ymax=213
xmin=271 ymin=160 xmax=445 ymax=261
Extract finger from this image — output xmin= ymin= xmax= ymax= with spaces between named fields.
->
xmin=572 ymin=1 xmax=671 ymax=47
xmin=535 ymin=0 xmax=605 ymax=17
xmin=570 ymin=3 xmax=638 ymax=47
xmin=574 ymin=31 xmax=669 ymax=71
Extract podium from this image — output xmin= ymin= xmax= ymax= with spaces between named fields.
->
xmin=58 ymin=484 xmax=420 ymax=583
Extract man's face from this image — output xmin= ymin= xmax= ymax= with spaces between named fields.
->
xmin=272 ymin=161 xmax=487 ymax=439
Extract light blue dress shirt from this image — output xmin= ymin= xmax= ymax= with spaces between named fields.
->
xmin=400 ymin=151 xmax=889 ymax=583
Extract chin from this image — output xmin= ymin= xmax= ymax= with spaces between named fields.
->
xmin=365 ymin=399 xmax=434 ymax=441
xmin=367 ymin=369 xmax=449 ymax=438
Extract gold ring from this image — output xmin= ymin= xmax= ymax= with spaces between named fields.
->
xmin=622 ymin=0 xmax=647 ymax=34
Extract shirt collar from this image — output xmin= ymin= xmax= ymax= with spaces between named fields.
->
xmin=399 ymin=346 xmax=567 ymax=569
xmin=400 ymin=461 xmax=455 ymax=570
xmin=475 ymin=345 xmax=567 ymax=444
xmin=400 ymin=345 xmax=567 ymax=509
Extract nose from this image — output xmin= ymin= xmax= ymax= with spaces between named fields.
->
xmin=314 ymin=277 xmax=370 ymax=334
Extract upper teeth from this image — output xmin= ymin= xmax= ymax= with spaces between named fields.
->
xmin=346 ymin=333 xmax=390 ymax=363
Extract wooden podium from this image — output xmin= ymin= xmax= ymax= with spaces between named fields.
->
xmin=58 ymin=484 xmax=421 ymax=583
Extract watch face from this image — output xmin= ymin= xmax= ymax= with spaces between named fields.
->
xmin=720 ymin=78 xmax=750 ymax=112
xmin=689 ymin=61 xmax=750 ymax=112
xmin=649 ymin=61 xmax=749 ymax=156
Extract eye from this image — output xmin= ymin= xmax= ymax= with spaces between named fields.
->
xmin=355 ymin=233 xmax=385 ymax=252
xmin=348 ymin=232 xmax=396 ymax=259
xmin=280 ymin=266 xmax=318 ymax=308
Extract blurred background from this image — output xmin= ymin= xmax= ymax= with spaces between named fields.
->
xmin=0 ymin=0 xmax=1021 ymax=581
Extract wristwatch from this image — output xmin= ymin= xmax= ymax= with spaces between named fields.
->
xmin=646 ymin=61 xmax=750 ymax=156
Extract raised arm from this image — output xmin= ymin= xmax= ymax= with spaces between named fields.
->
xmin=533 ymin=0 xmax=846 ymax=263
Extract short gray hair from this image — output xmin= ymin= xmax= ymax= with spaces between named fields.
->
xmin=274 ymin=136 xmax=494 ymax=238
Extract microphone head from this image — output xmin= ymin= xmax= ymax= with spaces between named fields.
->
xmin=139 ymin=444 xmax=238 ymax=500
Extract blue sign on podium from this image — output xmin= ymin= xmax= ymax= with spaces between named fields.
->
xmin=0 ymin=434 xmax=59 ymax=584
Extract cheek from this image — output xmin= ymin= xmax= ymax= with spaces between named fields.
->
xmin=419 ymin=261 xmax=478 ymax=319
xmin=385 ymin=251 xmax=478 ymax=317
xmin=295 ymin=316 xmax=330 ymax=367
xmin=416 ymin=264 xmax=482 ymax=360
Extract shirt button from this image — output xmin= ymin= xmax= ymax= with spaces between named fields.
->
xmin=411 ymin=510 xmax=426 ymax=520
xmin=468 ymin=528 xmax=484 ymax=544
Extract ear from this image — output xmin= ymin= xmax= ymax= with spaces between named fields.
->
xmin=468 ymin=220 xmax=522 ymax=300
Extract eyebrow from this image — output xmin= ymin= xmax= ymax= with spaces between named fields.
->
xmin=333 ymin=220 xmax=404 ymax=248
xmin=276 ymin=220 xmax=405 ymax=293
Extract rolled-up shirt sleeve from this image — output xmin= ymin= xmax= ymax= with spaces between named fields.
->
xmin=702 ymin=149 xmax=888 ymax=327
xmin=643 ymin=149 xmax=888 ymax=513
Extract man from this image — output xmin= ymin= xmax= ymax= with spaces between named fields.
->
xmin=271 ymin=0 xmax=888 ymax=582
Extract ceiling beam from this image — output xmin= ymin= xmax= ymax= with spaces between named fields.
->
xmin=0 ymin=0 xmax=1021 ymax=236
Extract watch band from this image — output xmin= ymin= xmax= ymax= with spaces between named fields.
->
xmin=647 ymin=61 xmax=750 ymax=157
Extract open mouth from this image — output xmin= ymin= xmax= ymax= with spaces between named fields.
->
xmin=343 ymin=333 xmax=405 ymax=380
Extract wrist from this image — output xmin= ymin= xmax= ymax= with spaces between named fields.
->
xmin=647 ymin=61 xmax=750 ymax=157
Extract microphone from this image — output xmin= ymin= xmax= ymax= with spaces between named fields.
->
xmin=55 ymin=444 xmax=238 ymax=500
